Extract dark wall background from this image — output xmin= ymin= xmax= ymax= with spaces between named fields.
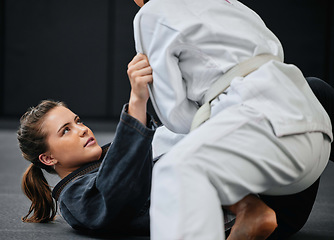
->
xmin=0 ymin=0 xmax=333 ymax=120
xmin=0 ymin=0 xmax=139 ymax=120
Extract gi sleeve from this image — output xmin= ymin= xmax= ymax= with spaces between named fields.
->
xmin=58 ymin=104 xmax=156 ymax=232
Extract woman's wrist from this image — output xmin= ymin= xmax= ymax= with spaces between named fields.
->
xmin=128 ymin=93 xmax=148 ymax=126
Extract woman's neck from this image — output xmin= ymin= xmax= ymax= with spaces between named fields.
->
xmin=55 ymin=166 xmax=79 ymax=179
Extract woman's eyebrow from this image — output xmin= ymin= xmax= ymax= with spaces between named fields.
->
xmin=57 ymin=115 xmax=79 ymax=133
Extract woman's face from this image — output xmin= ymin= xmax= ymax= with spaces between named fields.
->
xmin=41 ymin=106 xmax=102 ymax=172
xmin=134 ymin=0 xmax=145 ymax=7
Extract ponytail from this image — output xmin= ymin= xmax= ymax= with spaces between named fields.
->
xmin=21 ymin=164 xmax=57 ymax=223
xmin=18 ymin=100 xmax=65 ymax=223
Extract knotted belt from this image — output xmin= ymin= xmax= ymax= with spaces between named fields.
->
xmin=190 ymin=54 xmax=281 ymax=131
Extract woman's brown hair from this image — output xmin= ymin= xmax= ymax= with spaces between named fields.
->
xmin=17 ymin=100 xmax=66 ymax=223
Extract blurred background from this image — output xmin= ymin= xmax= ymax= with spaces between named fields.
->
xmin=0 ymin=0 xmax=333 ymax=124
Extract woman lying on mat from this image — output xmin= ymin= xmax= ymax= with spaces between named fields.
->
xmin=18 ymin=56 xmax=233 ymax=236
xmin=18 ymin=56 xmax=333 ymax=238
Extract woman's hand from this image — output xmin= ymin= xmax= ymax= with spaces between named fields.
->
xmin=127 ymin=54 xmax=153 ymax=125
xmin=127 ymin=53 xmax=153 ymax=102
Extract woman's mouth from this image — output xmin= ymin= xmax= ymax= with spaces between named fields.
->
xmin=84 ymin=137 xmax=96 ymax=147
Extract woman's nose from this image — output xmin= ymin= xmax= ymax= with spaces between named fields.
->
xmin=78 ymin=125 xmax=88 ymax=136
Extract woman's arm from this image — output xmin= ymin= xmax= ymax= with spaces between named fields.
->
xmin=127 ymin=53 xmax=153 ymax=126
xmin=57 ymin=56 xmax=156 ymax=233
xmin=58 ymin=108 xmax=155 ymax=232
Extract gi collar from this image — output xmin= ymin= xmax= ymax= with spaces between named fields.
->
xmin=52 ymin=143 xmax=110 ymax=201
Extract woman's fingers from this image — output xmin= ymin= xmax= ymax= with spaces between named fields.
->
xmin=128 ymin=62 xmax=152 ymax=76
xmin=128 ymin=53 xmax=148 ymax=68
xmin=127 ymin=53 xmax=153 ymax=102
xmin=128 ymin=66 xmax=152 ymax=85
xmin=128 ymin=54 xmax=141 ymax=67
xmin=127 ymin=55 xmax=153 ymax=86
xmin=130 ymin=71 xmax=153 ymax=88
xmin=134 ymin=65 xmax=152 ymax=79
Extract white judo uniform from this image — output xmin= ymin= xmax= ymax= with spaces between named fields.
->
xmin=134 ymin=0 xmax=333 ymax=239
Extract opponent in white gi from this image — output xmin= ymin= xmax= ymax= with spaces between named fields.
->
xmin=130 ymin=0 xmax=332 ymax=239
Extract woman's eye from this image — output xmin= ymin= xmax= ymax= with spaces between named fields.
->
xmin=63 ymin=127 xmax=70 ymax=135
xmin=77 ymin=118 xmax=83 ymax=125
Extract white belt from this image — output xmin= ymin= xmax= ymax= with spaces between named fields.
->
xmin=190 ymin=54 xmax=281 ymax=131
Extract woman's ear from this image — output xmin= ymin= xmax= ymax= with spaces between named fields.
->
xmin=39 ymin=153 xmax=57 ymax=166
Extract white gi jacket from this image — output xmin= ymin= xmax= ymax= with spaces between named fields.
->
xmin=134 ymin=0 xmax=332 ymax=140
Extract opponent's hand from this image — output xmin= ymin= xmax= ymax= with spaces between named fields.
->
xmin=127 ymin=53 xmax=153 ymax=103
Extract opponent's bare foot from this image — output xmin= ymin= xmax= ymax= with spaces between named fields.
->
xmin=226 ymin=194 xmax=277 ymax=240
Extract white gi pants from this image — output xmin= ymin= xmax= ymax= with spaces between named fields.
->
xmin=150 ymin=104 xmax=331 ymax=240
